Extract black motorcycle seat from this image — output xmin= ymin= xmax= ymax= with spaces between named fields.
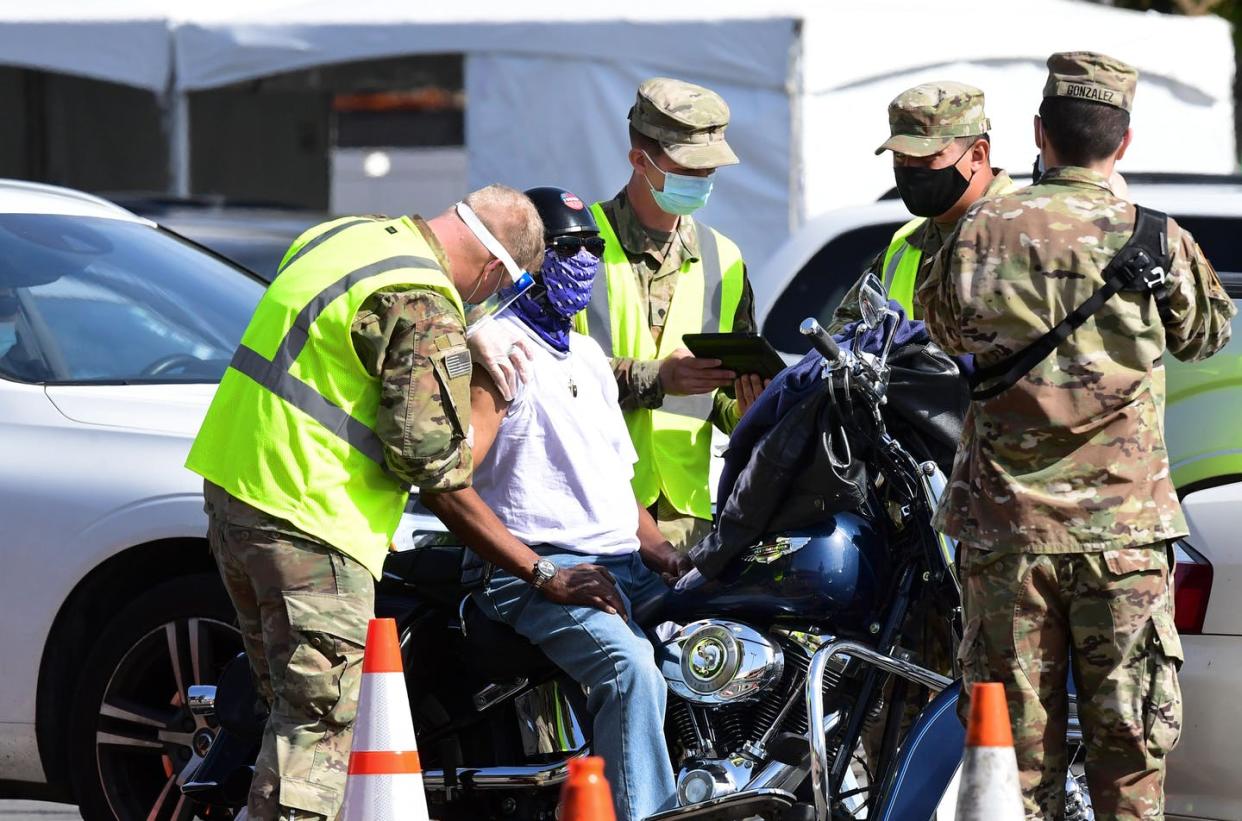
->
xmin=460 ymin=597 xmax=560 ymax=681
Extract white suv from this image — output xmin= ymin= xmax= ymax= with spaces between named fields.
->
xmin=0 ymin=181 xmax=263 ymax=818
xmin=754 ymin=174 xmax=1242 ymax=821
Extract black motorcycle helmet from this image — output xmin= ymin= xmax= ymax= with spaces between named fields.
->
xmin=525 ymin=186 xmax=599 ymax=239
xmin=524 ymin=186 xmax=605 ymax=262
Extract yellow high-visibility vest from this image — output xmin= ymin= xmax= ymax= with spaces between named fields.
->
xmin=881 ymin=217 xmax=926 ymax=317
xmin=572 ymin=202 xmax=745 ymax=520
xmin=884 ymin=176 xmax=1020 ymax=315
xmin=186 ymin=216 xmax=464 ymax=579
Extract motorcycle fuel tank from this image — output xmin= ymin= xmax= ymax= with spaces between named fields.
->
xmin=662 ymin=512 xmax=889 ymax=631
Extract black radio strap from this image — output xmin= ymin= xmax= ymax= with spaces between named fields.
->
xmin=969 ymin=205 xmax=1171 ymax=401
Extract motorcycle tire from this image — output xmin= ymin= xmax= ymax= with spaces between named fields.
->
xmin=67 ymin=573 xmax=243 ymax=821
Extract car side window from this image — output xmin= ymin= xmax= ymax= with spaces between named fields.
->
xmin=0 ymin=293 xmax=55 ymax=381
xmin=0 ymin=214 xmax=262 ymax=384
xmin=763 ymin=223 xmax=903 ymax=354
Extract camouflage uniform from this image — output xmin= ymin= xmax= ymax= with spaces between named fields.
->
xmin=205 ymin=216 xmax=473 ymax=820
xmin=916 ymin=53 xmax=1236 ymax=819
xmin=837 ymin=82 xmax=1010 ymax=760
xmin=598 ymin=78 xmax=758 ymax=551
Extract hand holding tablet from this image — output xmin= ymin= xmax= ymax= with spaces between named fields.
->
xmin=681 ymin=333 xmax=786 ymax=381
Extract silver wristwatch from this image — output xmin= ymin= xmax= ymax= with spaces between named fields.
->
xmin=531 ymin=558 xmax=558 ymax=590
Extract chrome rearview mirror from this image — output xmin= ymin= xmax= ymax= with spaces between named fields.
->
xmin=859 ymin=273 xmax=888 ymax=331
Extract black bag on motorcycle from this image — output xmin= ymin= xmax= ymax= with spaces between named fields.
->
xmin=689 ymin=382 xmax=867 ymax=579
xmin=880 ymin=340 xmax=970 ymax=474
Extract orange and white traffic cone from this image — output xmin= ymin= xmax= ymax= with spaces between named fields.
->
xmin=339 ymin=618 xmax=429 ymax=821
xmin=955 ymin=681 xmax=1023 ymax=821
xmin=558 ymin=756 xmax=616 ymax=821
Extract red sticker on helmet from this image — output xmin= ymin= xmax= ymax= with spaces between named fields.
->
xmin=561 ymin=192 xmax=584 ymax=210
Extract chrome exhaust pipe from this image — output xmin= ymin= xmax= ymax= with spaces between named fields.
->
xmin=805 ymin=640 xmax=952 ymax=821
xmin=422 ymin=749 xmax=587 ymax=790
xmin=423 ymin=710 xmax=845 ymax=799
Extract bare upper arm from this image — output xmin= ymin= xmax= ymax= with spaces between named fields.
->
xmin=469 ymin=367 xmax=510 ymax=464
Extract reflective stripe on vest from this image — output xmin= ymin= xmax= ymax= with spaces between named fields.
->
xmin=882 ymin=217 xmax=925 ymax=317
xmin=186 ymin=216 xmax=464 ymax=579
xmin=582 ymin=206 xmax=727 ymax=422
xmin=276 ymin=217 xmax=374 ymax=276
xmin=576 ymin=202 xmax=745 ymax=518
xmin=230 ymin=252 xmax=438 ymax=464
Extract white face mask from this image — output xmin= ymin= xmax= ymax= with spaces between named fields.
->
xmin=455 ymin=202 xmax=535 ymax=336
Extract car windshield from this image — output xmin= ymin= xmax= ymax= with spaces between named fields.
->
xmin=0 ymin=213 xmax=263 ymax=384
xmin=1171 ymin=215 xmax=1242 ymax=297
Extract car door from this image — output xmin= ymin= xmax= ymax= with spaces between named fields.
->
xmin=1156 ymin=213 xmax=1242 ymax=821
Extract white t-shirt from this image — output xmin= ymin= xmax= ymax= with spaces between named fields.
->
xmin=471 ymin=314 xmax=641 ymax=556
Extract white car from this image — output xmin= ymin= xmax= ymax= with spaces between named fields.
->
xmin=754 ymin=173 xmax=1242 ymax=821
xmin=0 ymin=180 xmax=264 ymax=819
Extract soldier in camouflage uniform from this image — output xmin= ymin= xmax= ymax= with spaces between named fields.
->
xmin=589 ymin=78 xmax=761 ymax=552
xmin=194 ymin=185 xmax=547 ymax=820
xmin=916 ymin=52 xmax=1236 ymax=819
xmin=831 ymin=85 xmax=1013 ymax=764
xmin=830 ymin=82 xmax=1016 ymax=333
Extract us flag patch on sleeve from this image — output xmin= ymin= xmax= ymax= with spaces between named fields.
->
xmin=444 ymin=348 xmax=472 ymax=379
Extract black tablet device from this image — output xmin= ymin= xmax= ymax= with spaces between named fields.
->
xmin=682 ymin=332 xmax=786 ymax=380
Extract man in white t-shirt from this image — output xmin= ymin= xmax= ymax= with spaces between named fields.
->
xmin=466 ymin=187 xmax=689 ymax=821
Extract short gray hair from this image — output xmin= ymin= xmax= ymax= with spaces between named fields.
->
xmin=464 ymin=184 xmax=545 ymax=273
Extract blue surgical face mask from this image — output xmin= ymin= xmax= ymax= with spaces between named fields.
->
xmin=643 ymin=151 xmax=714 ymax=216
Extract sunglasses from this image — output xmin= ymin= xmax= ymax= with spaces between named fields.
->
xmin=550 ymin=235 xmax=605 ymax=259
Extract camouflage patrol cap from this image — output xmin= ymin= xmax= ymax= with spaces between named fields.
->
xmin=1044 ymin=51 xmax=1138 ymax=112
xmin=874 ymin=81 xmax=991 ymax=157
xmin=629 ymin=77 xmax=739 ymax=169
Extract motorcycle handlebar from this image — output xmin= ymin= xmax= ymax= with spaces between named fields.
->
xmin=800 ymin=318 xmax=842 ymax=366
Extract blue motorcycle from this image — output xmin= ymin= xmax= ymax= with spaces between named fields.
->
xmin=183 ymin=277 xmax=1092 ymax=820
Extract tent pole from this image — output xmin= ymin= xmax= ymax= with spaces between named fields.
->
xmin=787 ymin=17 xmax=804 ymax=233
xmin=165 ymin=90 xmax=190 ymax=197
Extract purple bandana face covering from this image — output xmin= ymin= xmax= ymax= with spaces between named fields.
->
xmin=541 ymin=247 xmax=597 ymax=316
xmin=510 ymin=247 xmax=599 ymax=352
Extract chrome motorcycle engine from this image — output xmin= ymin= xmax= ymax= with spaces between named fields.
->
xmin=659 ymin=620 xmax=784 ymax=704
xmin=660 ymin=626 xmax=853 ymax=807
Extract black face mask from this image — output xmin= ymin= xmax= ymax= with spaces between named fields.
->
xmin=892 ymin=147 xmax=974 ymax=218
xmin=1032 ymin=153 xmax=1046 ymax=184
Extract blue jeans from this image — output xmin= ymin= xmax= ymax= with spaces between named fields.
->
xmin=475 ymin=548 xmax=676 ymax=821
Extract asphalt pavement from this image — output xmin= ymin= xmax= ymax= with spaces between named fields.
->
xmin=0 ymin=802 xmax=78 ymax=819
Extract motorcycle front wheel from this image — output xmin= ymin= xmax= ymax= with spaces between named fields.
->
xmin=834 ymin=694 xmax=1094 ymax=820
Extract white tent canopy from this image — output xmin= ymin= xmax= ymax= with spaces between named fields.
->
xmin=0 ymin=1 xmax=1232 ymax=267
xmin=168 ymin=0 xmax=1235 ymax=265
xmin=0 ymin=2 xmax=172 ymax=92
xmin=170 ymin=1 xmax=804 ymax=262
xmin=799 ymin=1 xmax=1236 ymax=219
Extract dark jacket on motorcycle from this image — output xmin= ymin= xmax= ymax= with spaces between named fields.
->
xmin=690 ymin=310 xmax=969 ymax=579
